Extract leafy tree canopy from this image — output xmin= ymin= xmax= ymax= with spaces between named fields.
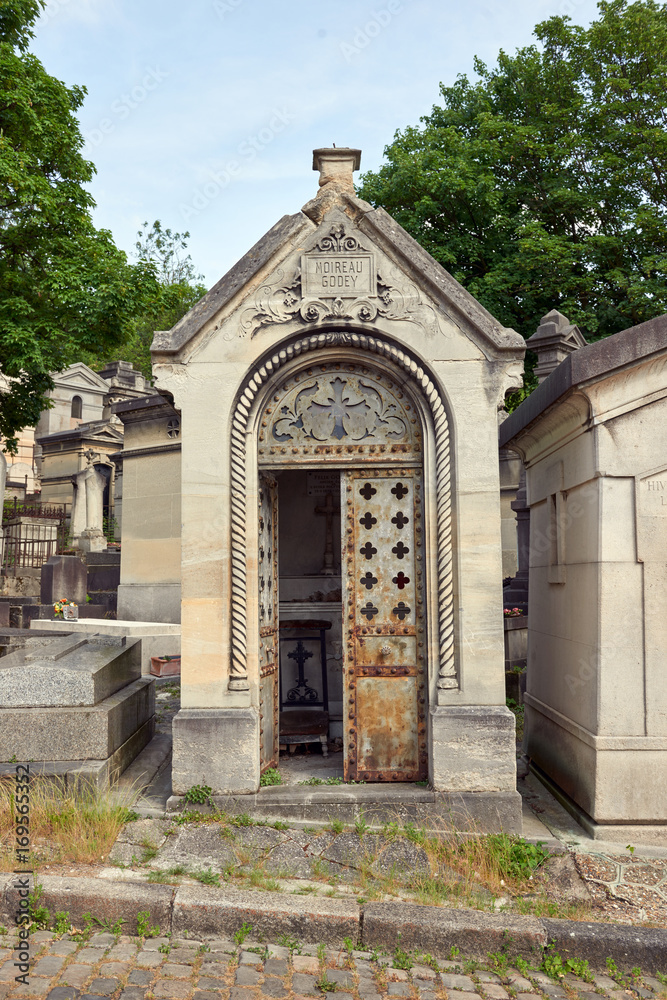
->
xmin=358 ymin=0 xmax=667 ymax=346
xmin=81 ymin=220 xmax=207 ymax=380
xmin=0 ymin=0 xmax=157 ymax=452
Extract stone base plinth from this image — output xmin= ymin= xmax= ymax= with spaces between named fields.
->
xmin=0 ymin=678 xmax=154 ymax=761
xmin=530 ymin=762 xmax=667 ymax=845
xmin=525 ymin=696 xmax=667 ymax=830
xmin=172 ymin=708 xmax=260 ymax=795
xmin=0 ymin=718 xmax=155 ymax=790
xmin=429 ymin=704 xmax=519 ymax=800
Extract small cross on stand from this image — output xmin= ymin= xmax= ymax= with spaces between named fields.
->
xmin=314 ymin=492 xmax=340 ymax=575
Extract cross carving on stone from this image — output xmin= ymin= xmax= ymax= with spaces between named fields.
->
xmin=314 ymin=492 xmax=340 ymax=576
xmin=83 ymin=448 xmax=99 ymax=468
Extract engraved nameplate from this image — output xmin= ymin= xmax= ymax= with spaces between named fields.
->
xmin=643 ymin=478 xmax=667 ymax=515
xmin=302 ymin=253 xmax=375 ymax=298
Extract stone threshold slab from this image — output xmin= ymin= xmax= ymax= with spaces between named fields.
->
xmin=1 ymin=874 xmax=666 ymax=972
xmin=166 ymin=787 xmax=524 ymax=835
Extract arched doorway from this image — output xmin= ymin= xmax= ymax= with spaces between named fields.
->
xmin=236 ymin=339 xmax=456 ymax=783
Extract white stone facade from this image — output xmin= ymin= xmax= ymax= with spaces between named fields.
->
xmin=501 ymin=314 xmax=667 ymax=840
xmin=152 ymin=149 xmax=525 ymax=827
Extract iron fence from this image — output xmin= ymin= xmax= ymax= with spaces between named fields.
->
xmin=2 ymin=501 xmax=69 ymax=575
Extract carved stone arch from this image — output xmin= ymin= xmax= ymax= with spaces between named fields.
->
xmin=228 ymin=330 xmax=458 ymax=694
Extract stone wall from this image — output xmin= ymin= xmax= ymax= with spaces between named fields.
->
xmin=113 ymin=395 xmax=181 ymax=623
xmin=501 ymin=313 xmax=667 ymax=838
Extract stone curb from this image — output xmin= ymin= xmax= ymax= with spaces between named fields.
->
xmin=1 ymin=874 xmax=666 ymax=973
xmin=361 ymin=902 xmax=546 ymax=963
xmin=172 ymin=884 xmax=359 ymax=945
xmin=542 ymin=918 xmax=667 ymax=972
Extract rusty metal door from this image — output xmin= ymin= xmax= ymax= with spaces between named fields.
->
xmin=342 ymin=468 xmax=427 ymax=782
xmin=258 ymin=472 xmax=279 ymax=772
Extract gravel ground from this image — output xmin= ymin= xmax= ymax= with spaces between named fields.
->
xmin=573 ymin=854 xmax=667 ymax=925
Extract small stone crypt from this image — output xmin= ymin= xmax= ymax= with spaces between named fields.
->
xmin=152 ymin=148 xmax=525 ymax=831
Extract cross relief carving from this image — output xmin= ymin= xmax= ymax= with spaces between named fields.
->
xmin=259 ymin=365 xmax=421 ymax=462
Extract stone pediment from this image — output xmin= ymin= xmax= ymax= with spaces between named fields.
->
xmin=238 ymin=208 xmax=445 ymax=343
xmin=151 ymin=168 xmax=524 ymax=364
xmin=36 ymin=420 xmax=124 ymax=447
xmin=52 ymin=363 xmax=110 ymax=393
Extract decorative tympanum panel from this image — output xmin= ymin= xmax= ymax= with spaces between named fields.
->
xmin=258 ymin=363 xmax=422 ymax=466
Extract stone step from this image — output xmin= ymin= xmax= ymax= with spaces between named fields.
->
xmin=85 ymin=550 xmax=121 ymax=566
xmin=166 ymin=784 xmax=518 ymax=833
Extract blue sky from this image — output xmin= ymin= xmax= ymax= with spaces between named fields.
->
xmin=33 ymin=0 xmax=601 ymax=288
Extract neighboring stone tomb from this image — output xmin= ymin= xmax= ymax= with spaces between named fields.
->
xmin=112 ymin=393 xmax=182 ymax=624
xmin=0 ymin=633 xmax=154 ymax=787
xmin=31 ymin=617 xmax=180 ymax=677
xmin=501 ymin=313 xmax=667 ymax=841
xmin=0 ymin=360 xmax=150 ymax=507
xmin=151 ymin=148 xmax=526 ymax=830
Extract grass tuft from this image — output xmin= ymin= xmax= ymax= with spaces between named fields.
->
xmin=0 ymin=776 xmax=137 ymax=870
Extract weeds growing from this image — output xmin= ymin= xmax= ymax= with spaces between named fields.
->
xmin=259 ymin=768 xmax=282 ymax=787
xmin=0 ymin=777 xmax=137 ymax=869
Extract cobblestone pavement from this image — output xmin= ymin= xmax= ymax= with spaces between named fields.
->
xmin=0 ymin=930 xmax=665 ymax=1000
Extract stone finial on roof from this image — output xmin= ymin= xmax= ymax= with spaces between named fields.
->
xmin=526 ymin=309 xmax=587 ymax=383
xmin=312 ymin=147 xmax=362 ymax=195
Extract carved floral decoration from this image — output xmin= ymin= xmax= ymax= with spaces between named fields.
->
xmin=240 ymin=224 xmax=439 ymax=338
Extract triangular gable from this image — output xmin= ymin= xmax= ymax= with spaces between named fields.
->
xmin=52 ymin=363 xmax=110 ymax=393
xmin=152 ymin=163 xmax=524 ymax=364
xmin=80 ymin=422 xmax=124 ymax=444
xmin=37 ymin=421 xmax=124 ymax=447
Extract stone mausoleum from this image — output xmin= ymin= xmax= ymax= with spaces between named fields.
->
xmin=152 ymin=149 xmax=525 ymax=830
xmin=501 ymin=314 xmax=667 ymax=840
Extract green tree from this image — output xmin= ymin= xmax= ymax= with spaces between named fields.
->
xmin=0 ymin=0 xmax=156 ymax=451
xmin=83 ymin=221 xmax=207 ymax=379
xmin=358 ymin=0 xmax=667 ymax=345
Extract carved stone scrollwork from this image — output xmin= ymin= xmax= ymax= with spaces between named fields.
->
xmin=240 ymin=268 xmax=302 ymax=337
xmin=239 ymin=223 xmax=440 ymax=339
xmin=314 ymin=224 xmax=366 ymax=253
xmin=229 ymin=333 xmax=458 ymax=694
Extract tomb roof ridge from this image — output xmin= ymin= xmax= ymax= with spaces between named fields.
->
xmin=151 ymin=211 xmax=311 ymax=358
xmin=500 ymin=311 xmax=667 ymax=447
xmin=150 ymin=147 xmax=525 ymax=361
xmin=352 ymin=198 xmax=525 ymax=357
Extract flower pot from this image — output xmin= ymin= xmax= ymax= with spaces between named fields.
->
xmin=150 ymin=655 xmax=181 ymax=677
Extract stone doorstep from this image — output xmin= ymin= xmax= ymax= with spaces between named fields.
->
xmin=0 ymin=875 xmax=666 ymax=974
xmin=165 ymin=788 xmax=522 ymax=836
